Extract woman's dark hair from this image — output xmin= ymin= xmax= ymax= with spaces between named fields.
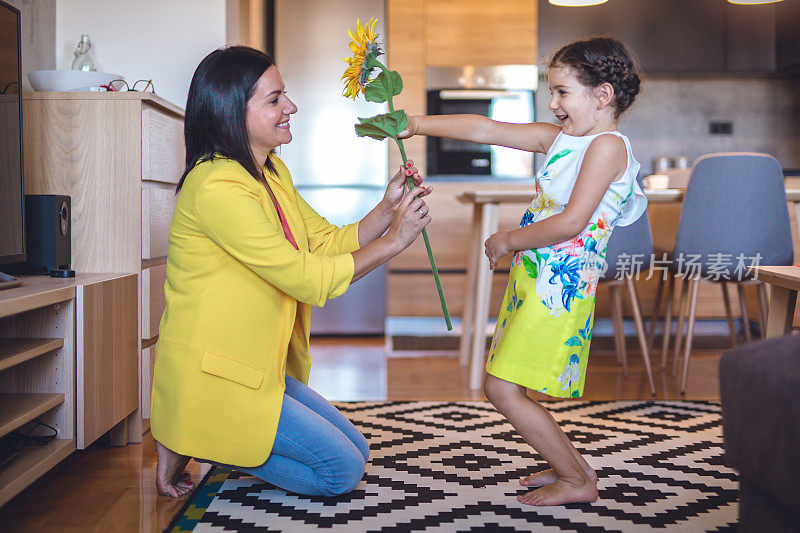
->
xmin=177 ymin=45 xmax=276 ymax=192
xmin=549 ymin=37 xmax=641 ymax=118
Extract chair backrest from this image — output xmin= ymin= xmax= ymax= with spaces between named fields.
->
xmin=601 ymin=209 xmax=654 ymax=280
xmin=673 ymin=153 xmax=793 ymax=278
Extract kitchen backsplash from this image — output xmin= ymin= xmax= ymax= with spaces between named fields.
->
xmin=535 ymin=76 xmax=800 ymax=174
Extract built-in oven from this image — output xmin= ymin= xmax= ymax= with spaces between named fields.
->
xmin=426 ymin=65 xmax=537 ymax=178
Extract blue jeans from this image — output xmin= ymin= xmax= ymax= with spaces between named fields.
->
xmin=228 ymin=376 xmax=369 ymax=496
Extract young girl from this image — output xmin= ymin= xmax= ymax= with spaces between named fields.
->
xmin=401 ymin=37 xmax=646 ymax=506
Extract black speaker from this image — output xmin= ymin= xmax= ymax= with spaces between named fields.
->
xmin=18 ymin=195 xmax=74 ymax=276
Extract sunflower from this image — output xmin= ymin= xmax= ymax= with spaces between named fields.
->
xmin=341 ymin=18 xmax=382 ymax=99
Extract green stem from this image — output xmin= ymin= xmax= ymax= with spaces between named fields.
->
xmin=393 ymin=135 xmax=452 ymax=331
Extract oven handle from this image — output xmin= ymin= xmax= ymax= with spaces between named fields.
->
xmin=437 ymin=89 xmax=522 ymax=100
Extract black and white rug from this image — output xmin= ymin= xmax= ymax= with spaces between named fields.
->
xmin=168 ymin=401 xmax=738 ymax=532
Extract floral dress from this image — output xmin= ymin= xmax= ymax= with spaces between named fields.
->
xmin=485 ymin=131 xmax=647 ymax=398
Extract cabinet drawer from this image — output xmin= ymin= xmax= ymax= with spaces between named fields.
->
xmin=141 ymin=264 xmax=167 ymax=340
xmin=141 ymin=106 xmax=185 ymax=184
xmin=141 ymin=185 xmax=177 ymax=259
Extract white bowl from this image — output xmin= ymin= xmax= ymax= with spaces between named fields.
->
xmin=27 ymin=70 xmax=123 ymax=92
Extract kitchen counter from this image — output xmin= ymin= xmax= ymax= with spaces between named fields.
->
xmin=425 ymin=174 xmax=532 ymax=184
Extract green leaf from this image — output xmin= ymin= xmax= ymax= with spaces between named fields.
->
xmin=565 ymin=336 xmax=582 ymax=346
xmin=515 ymin=299 xmax=524 ymax=309
xmin=522 ymin=255 xmax=538 ymax=278
xmin=546 ymin=148 xmax=572 ymax=168
xmin=354 ymin=110 xmax=408 ymax=140
xmin=364 ymin=70 xmax=403 ymax=103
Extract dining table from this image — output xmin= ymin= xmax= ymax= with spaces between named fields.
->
xmin=457 ymin=188 xmax=800 ymax=390
xmin=751 ymin=265 xmax=800 ymax=338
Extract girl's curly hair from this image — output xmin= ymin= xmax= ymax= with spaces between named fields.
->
xmin=549 ymin=37 xmax=642 ymax=118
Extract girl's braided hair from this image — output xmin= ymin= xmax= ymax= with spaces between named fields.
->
xmin=549 ymin=37 xmax=642 ymax=118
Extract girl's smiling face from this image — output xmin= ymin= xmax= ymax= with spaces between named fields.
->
xmin=547 ymin=65 xmax=612 ymax=136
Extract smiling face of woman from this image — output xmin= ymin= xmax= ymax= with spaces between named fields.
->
xmin=245 ymin=65 xmax=298 ymax=165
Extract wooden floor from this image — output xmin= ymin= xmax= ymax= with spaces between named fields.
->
xmin=1 ymin=336 xmax=729 ymax=531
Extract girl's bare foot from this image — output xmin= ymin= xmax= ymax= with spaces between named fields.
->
xmin=155 ymin=439 xmax=192 ymax=497
xmin=518 ymin=476 xmax=598 ymax=506
xmin=520 ymin=468 xmax=557 ymax=487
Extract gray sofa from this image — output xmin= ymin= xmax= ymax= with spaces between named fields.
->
xmin=719 ymin=334 xmax=800 ymax=531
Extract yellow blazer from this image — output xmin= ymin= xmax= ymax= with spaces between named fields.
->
xmin=150 ymin=155 xmax=359 ymax=466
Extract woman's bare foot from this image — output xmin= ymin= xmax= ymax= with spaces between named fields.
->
xmin=155 ymin=439 xmax=192 ymax=497
xmin=517 ymin=475 xmax=598 ymax=506
xmin=520 ymin=464 xmax=597 ymax=487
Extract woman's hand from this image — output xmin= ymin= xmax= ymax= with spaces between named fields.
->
xmin=385 ymin=186 xmax=431 ymax=252
xmin=383 ymin=160 xmax=431 ymax=213
xmin=484 ymin=230 xmax=513 ymax=270
xmin=396 ymin=115 xmax=419 ymax=139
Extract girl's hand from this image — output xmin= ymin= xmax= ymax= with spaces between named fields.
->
xmin=383 ymin=160 xmax=431 ymax=212
xmin=385 ymin=186 xmax=431 ymax=251
xmin=396 ymin=115 xmax=419 ymax=139
xmin=484 ymin=231 xmax=512 ymax=270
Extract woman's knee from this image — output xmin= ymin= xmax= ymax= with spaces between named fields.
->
xmin=323 ymin=447 xmax=366 ymax=496
xmin=353 ymin=431 xmax=370 ymax=463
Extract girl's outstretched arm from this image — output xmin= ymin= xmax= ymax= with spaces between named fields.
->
xmin=399 ymin=114 xmax=561 ymax=154
xmin=484 ymin=133 xmax=627 ymax=269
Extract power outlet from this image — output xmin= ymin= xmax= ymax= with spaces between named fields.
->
xmin=709 ymin=121 xmax=733 ymax=135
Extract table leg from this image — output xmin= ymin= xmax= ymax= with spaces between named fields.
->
xmin=469 ymin=202 xmax=499 ymax=390
xmin=460 ymin=205 xmax=482 ymax=366
xmin=765 ymin=285 xmax=797 ymax=338
xmin=793 ymin=201 xmax=800 ymax=249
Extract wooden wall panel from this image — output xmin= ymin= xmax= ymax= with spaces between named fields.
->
xmin=387 ymin=0 xmax=427 ymax=176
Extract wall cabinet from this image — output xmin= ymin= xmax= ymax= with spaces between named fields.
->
xmin=538 ymin=0 xmax=779 ymax=73
xmin=22 ymin=92 xmax=184 ymax=434
xmin=426 ymin=0 xmax=537 ymax=67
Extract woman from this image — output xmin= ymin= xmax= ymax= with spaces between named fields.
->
xmin=151 ymin=46 xmax=431 ymax=498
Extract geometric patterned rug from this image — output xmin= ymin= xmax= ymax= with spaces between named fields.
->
xmin=166 ymin=401 xmax=738 ymax=532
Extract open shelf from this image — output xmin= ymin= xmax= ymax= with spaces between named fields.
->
xmin=0 ymin=438 xmax=75 ymax=507
xmin=0 ymin=339 xmax=64 ymax=373
xmin=0 ymin=393 xmax=65 ymax=438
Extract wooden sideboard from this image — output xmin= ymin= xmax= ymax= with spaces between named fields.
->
xmin=22 ymin=92 xmax=184 ymax=435
xmin=0 ymin=273 xmax=137 ymax=506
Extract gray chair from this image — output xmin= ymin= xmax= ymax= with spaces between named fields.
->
xmin=600 ymin=210 xmax=656 ymax=395
xmin=660 ymin=153 xmax=793 ymax=393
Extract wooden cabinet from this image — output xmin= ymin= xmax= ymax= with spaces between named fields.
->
xmin=22 ymin=92 xmax=184 ymax=434
xmin=0 ymin=273 xmax=136 ymax=506
xmin=75 ymin=275 xmax=138 ymax=448
xmin=426 ymin=0 xmax=537 ymax=67
xmin=538 ymin=0 xmax=779 ymax=73
xmin=776 ymin=0 xmax=800 ymax=74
